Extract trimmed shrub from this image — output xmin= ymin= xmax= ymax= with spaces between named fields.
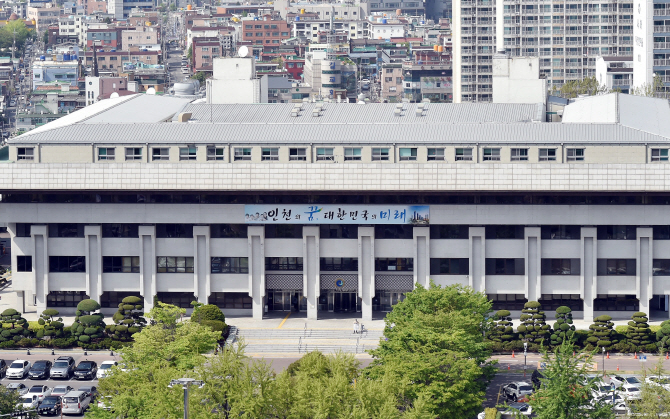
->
xmin=39 ymin=309 xmax=64 ymax=338
xmin=71 ymin=299 xmax=105 ymax=343
xmin=192 ymin=304 xmax=226 ymax=323
xmin=0 ymin=308 xmax=31 ymax=342
xmin=107 ymin=296 xmax=146 ymax=341
xmin=488 ymin=310 xmax=516 ymax=343
xmin=200 ymin=320 xmax=227 ymax=334
xmin=517 ymin=301 xmax=550 ymax=345
xmin=657 ymin=320 xmax=670 ymax=351
xmin=587 ymin=315 xmax=618 ymax=350
xmin=549 ymin=306 xmax=576 ymax=346
xmin=626 ymin=312 xmax=653 ymax=351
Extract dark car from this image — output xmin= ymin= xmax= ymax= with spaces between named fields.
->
xmin=74 ymin=361 xmax=97 ymax=380
xmin=78 ymin=385 xmax=98 ymax=402
xmin=0 ymin=359 xmax=7 ymax=378
xmin=38 ymin=396 xmax=62 ymax=416
xmin=28 ymin=360 xmax=52 ymax=380
xmin=531 ymin=369 xmax=545 ymax=390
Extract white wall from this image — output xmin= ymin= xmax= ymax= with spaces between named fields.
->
xmin=492 ymin=56 xmax=547 ymax=104
xmin=633 ymin=0 xmax=654 ymax=90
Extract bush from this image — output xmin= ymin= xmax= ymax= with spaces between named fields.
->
xmin=72 ymin=299 xmax=105 ymax=343
xmin=586 ymin=315 xmax=618 ymax=351
xmin=109 ymin=296 xmax=146 ymax=341
xmin=50 ymin=337 xmax=76 ymax=348
xmin=657 ymin=320 xmax=670 ymax=350
xmin=626 ymin=312 xmax=653 ymax=351
xmin=549 ymin=306 xmax=575 ymax=347
xmin=192 ymin=304 xmax=225 ymax=323
xmin=488 ymin=310 xmax=516 ymax=343
xmin=200 ymin=320 xmax=227 ymax=334
xmin=518 ymin=301 xmax=550 ymax=345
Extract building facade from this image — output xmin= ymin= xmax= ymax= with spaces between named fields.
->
xmin=5 ymin=93 xmax=670 ymax=323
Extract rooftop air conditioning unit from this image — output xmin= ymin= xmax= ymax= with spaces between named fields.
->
xmin=394 ymin=108 xmax=402 ymax=116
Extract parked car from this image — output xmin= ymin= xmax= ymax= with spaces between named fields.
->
xmin=7 ymin=360 xmax=30 ymax=379
xmin=503 ymin=382 xmax=534 ymax=402
xmin=51 ymin=356 xmax=75 ymax=379
xmin=0 ymin=359 xmax=8 ymax=378
xmin=51 ymin=385 xmax=73 ymax=398
xmin=62 ymin=390 xmax=91 ymax=415
xmin=610 ymin=375 xmax=642 ymax=388
xmin=6 ymin=383 xmax=28 ymax=396
xmin=646 ymin=375 xmax=670 ymax=391
xmin=618 ymin=383 xmax=642 ymax=400
xmin=97 ymin=395 xmax=112 ymax=411
xmin=26 ymin=385 xmax=52 ymax=402
xmin=97 ymin=361 xmax=118 ymax=379
xmin=78 ymin=386 xmax=97 ymax=402
xmin=500 ymin=402 xmax=533 ymax=417
xmin=20 ymin=395 xmax=39 ymax=410
xmin=589 ymin=380 xmax=614 ymax=399
xmin=28 ymin=360 xmax=52 ymax=379
xmin=38 ymin=396 xmax=62 ymax=416
xmin=74 ymin=361 xmax=97 ymax=380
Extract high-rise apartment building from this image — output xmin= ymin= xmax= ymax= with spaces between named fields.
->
xmin=453 ymin=0 xmax=634 ymax=102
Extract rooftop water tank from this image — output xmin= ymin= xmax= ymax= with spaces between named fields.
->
xmin=40 ymin=55 xmax=45 ymax=61
xmin=295 ymin=16 xmax=300 ymax=21
xmin=382 ymin=18 xmax=387 ymax=23
xmin=63 ymin=53 xmax=70 ymax=61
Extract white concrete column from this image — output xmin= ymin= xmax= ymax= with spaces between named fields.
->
xmin=138 ymin=225 xmax=156 ymax=311
xmin=193 ymin=225 xmax=210 ymax=305
xmin=31 ymin=225 xmax=48 ymax=314
xmin=84 ymin=225 xmax=102 ymax=303
xmin=637 ymin=227 xmax=653 ymax=316
xmin=581 ymin=227 xmax=597 ymax=322
xmin=525 ymin=227 xmax=541 ymax=302
xmin=358 ymin=226 xmax=374 ymax=322
xmin=248 ymin=226 xmax=265 ymax=320
xmin=413 ymin=227 xmax=430 ymax=288
xmin=303 ymin=226 xmax=319 ymax=320
xmin=469 ymin=227 xmax=485 ymax=293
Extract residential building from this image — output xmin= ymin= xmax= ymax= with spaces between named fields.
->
xmin=83 ymin=50 xmax=161 ymax=73
xmin=87 ymin=27 xmax=123 ymax=49
xmin=206 ymin=57 xmax=268 ymax=103
xmin=26 ymin=6 xmax=60 ymax=31
xmin=121 ymin=26 xmax=159 ymax=49
xmin=596 ymin=56 xmax=633 ymax=93
xmin=380 ymin=62 xmax=403 ymax=102
xmin=85 ymin=76 xmax=134 ymax=105
xmin=32 ymin=59 xmax=79 ymax=88
xmin=107 ymin=0 xmax=155 ymax=19
xmin=240 ymin=15 xmax=291 ymax=49
xmin=192 ymin=37 xmax=222 ymax=73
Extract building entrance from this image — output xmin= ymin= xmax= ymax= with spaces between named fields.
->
xmin=267 ymin=290 xmax=306 ymax=312
xmin=372 ymin=290 xmax=406 ymax=312
xmin=320 ymin=291 xmax=361 ymax=313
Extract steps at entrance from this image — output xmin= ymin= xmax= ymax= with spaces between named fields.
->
xmin=240 ymin=329 xmax=384 ymax=340
xmin=235 ymin=327 xmax=384 ymax=354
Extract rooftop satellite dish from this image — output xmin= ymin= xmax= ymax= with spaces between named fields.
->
xmin=238 ymin=45 xmax=250 ymax=58
xmin=146 ymin=87 xmax=156 ymax=95
xmin=110 ymin=92 xmax=119 ymax=98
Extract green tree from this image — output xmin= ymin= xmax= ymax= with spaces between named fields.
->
xmin=0 ymin=308 xmax=31 ymax=342
xmin=191 ymin=303 xmax=227 ymax=335
xmin=657 ymin=319 xmax=670 ymax=352
xmin=71 ymin=299 xmax=105 ymax=343
xmin=528 ymin=340 xmax=615 ymax=419
xmin=549 ymin=306 xmax=575 ymax=347
xmin=631 ymin=73 xmax=666 ymax=98
xmin=517 ymin=301 xmax=550 ymax=346
xmin=187 ymin=44 xmax=192 ymax=60
xmin=107 ymin=296 xmax=146 ymax=341
xmin=0 ymin=386 xmax=22 ymax=415
xmin=629 ymin=357 xmax=670 ymax=416
xmin=488 ymin=309 xmax=516 ymax=345
xmin=626 ymin=311 xmax=654 ymax=351
xmin=551 ymin=76 xmax=609 ymax=99
xmin=38 ymin=308 xmax=64 ymax=339
xmin=366 ymin=282 xmax=495 ymax=418
xmin=190 ymin=71 xmax=208 ymax=84
xmin=586 ymin=314 xmax=617 ymax=350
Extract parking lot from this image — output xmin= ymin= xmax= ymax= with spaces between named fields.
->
xmin=0 ymin=351 xmax=118 ymax=417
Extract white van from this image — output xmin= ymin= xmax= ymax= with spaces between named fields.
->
xmin=62 ymin=390 xmax=91 ymax=415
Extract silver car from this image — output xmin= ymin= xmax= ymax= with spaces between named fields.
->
xmin=51 ymin=356 xmax=75 ymax=379
xmin=62 ymin=391 xmax=90 ymax=415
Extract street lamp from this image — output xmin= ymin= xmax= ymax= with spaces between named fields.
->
xmin=168 ymin=378 xmax=205 ymax=419
xmin=602 ymin=346 xmax=606 ymax=376
xmin=523 ymin=342 xmax=528 ymax=377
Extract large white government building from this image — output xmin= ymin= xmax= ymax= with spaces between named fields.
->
xmin=4 ymin=92 xmax=670 ymax=321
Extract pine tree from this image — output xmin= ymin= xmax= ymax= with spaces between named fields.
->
xmin=489 ymin=309 xmax=515 ymax=343
xmin=586 ymin=315 xmax=618 ymax=350
xmin=626 ymin=311 xmax=653 ymax=351
xmin=517 ymin=301 xmax=550 ymax=345
xmin=72 ymin=299 xmax=105 ymax=343
xmin=37 ymin=308 xmax=64 ymax=339
xmin=656 ymin=319 xmax=670 ymax=351
xmin=0 ymin=309 xmax=31 ymax=342
xmin=549 ymin=306 xmax=575 ymax=346
xmin=106 ymin=296 xmax=146 ymax=341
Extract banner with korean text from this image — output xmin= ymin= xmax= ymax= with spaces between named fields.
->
xmin=244 ymin=205 xmax=430 ymax=225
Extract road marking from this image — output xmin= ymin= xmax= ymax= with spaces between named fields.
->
xmin=277 ymin=313 xmax=291 ymax=329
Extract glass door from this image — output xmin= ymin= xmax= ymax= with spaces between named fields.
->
xmin=327 ymin=291 xmax=335 ymax=312
xmin=283 ymin=291 xmax=292 ymax=311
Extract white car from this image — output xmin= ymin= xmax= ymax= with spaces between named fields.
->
xmin=19 ymin=395 xmax=39 ymax=410
xmin=181 ymin=68 xmax=189 ymax=74
xmin=25 ymin=385 xmax=51 ymax=401
xmin=619 ymin=383 xmax=642 ymax=400
xmin=6 ymin=383 xmax=28 ymax=396
xmin=610 ymin=375 xmax=642 ymax=388
xmin=590 ymin=381 xmax=614 ymax=399
xmin=646 ymin=376 xmax=670 ymax=391
xmin=97 ymin=360 xmax=118 ymax=379
xmin=7 ymin=360 xmax=30 ymax=379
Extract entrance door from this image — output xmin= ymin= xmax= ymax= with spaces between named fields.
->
xmin=331 ymin=292 xmax=361 ymax=312
xmin=267 ymin=291 xmax=300 ymax=312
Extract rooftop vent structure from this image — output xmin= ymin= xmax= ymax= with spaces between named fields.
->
xmin=394 ymin=108 xmax=402 ymax=116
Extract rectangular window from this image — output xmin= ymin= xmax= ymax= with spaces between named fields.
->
xmin=320 ymin=257 xmax=358 ymax=271
xmin=179 ymin=146 xmax=197 ymax=161
xmin=597 ymin=259 xmax=636 ymax=275
xmin=485 ymin=225 xmax=524 ymax=239
xmin=15 ymin=224 xmax=31 ymax=237
xmin=430 ymin=258 xmax=469 ymax=275
xmin=102 ymin=256 xmax=140 ymax=273
xmin=265 ymin=257 xmax=303 ymax=270
xmin=455 ymin=148 xmax=473 ymax=161
xmin=541 ymin=225 xmax=580 ymax=240
xmin=541 ymin=258 xmax=580 ymax=275
xmin=211 ymin=257 xmax=248 ymax=273
xmin=319 ymin=224 xmax=358 ymax=239
xmin=49 ymin=256 xmax=86 ymax=273
xmin=47 ymin=291 xmax=88 ymax=308
xmin=398 ymin=148 xmax=417 ymax=161
xmin=430 ymin=225 xmax=469 ymax=239
xmin=234 ymin=147 xmax=251 ymax=161
xmin=265 ymin=225 xmax=303 ymax=238
xmin=652 ymin=148 xmax=669 ymax=162
xmin=485 ymin=258 xmax=525 ymax=275
xmin=654 ymin=259 xmax=670 ymax=276
xmin=48 ymin=224 xmax=84 ymax=238
xmin=125 ymin=147 xmax=142 ymax=161
xmin=156 ymin=257 xmax=194 ymax=273
xmin=98 ymin=147 xmax=115 ymax=161
xmin=375 ymin=258 xmax=413 ymax=271
xmin=210 ymin=224 xmax=248 ymax=238
xmin=483 ymin=148 xmax=501 ymax=161
xmin=289 ymin=148 xmax=307 ymax=161
xmin=16 ymin=256 xmax=32 ymax=272
xmin=206 ymin=146 xmax=224 ymax=161
xmin=102 ymin=224 xmax=139 ymax=238
xmin=316 ymin=148 xmax=334 ymax=161
xmin=344 ymin=148 xmax=362 ymax=161
xmin=597 ymin=226 xmax=636 ymax=240
xmin=539 ymin=148 xmax=557 ymax=161
xmin=156 ymin=224 xmax=194 ymax=238
xmin=261 ymin=148 xmax=279 ymax=161
xmin=654 ymin=226 xmax=670 ymax=240
xmin=566 ymin=148 xmax=585 ymax=161
xmin=372 ymin=148 xmax=390 ymax=161
xmin=152 ymin=147 xmax=169 ymax=161
xmin=511 ymin=148 xmax=528 ymax=161
xmin=427 ymin=148 xmax=444 ymax=161
xmin=375 ymin=225 xmax=414 ymax=239
xmin=17 ymin=147 xmax=34 ymax=160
